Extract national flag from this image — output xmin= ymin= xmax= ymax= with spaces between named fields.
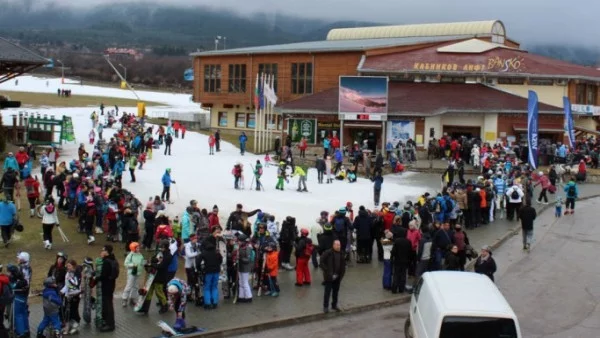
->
xmin=527 ymin=90 xmax=539 ymax=170
xmin=563 ymin=96 xmax=575 ymax=148
xmin=259 ymin=73 xmax=265 ymax=109
xmin=265 ymin=74 xmax=278 ymax=105
xmin=253 ymin=73 xmax=259 ymax=108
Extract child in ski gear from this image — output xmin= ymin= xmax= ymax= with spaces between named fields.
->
xmin=381 ymin=231 xmax=393 ymax=290
xmin=266 ymin=215 xmax=279 ymax=241
xmin=232 ymin=163 xmax=243 ymax=190
xmin=89 ymin=129 xmax=95 ymax=145
xmin=128 ymin=156 xmax=137 ymax=182
xmin=138 ymin=152 xmax=146 ymax=169
xmin=276 ymin=162 xmax=286 ymax=190
xmin=236 ymin=233 xmax=254 ymax=303
xmin=38 ymin=277 xmax=62 ymax=337
xmin=122 ymin=242 xmax=144 ymax=307
xmin=292 ymin=166 xmax=308 ymax=192
xmin=294 ymin=228 xmax=313 ymax=286
xmin=24 ymin=175 xmax=40 ymax=217
xmin=253 ymin=160 xmax=263 ymax=191
xmin=172 ymin=216 xmax=181 ymax=241
xmin=264 ymin=153 xmax=271 ymax=167
xmin=563 ymin=179 xmax=578 ymax=215
xmin=555 ymin=196 xmax=563 ymax=218
xmin=167 ymin=278 xmax=190 ymax=331
xmin=61 ymin=260 xmax=82 ymax=335
xmin=264 ymin=243 xmax=280 ymax=296
xmin=183 ymin=235 xmax=200 ymax=302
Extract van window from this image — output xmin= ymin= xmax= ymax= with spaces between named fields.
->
xmin=440 ymin=316 xmax=517 ymax=338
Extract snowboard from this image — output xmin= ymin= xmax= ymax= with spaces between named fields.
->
xmin=82 ymin=264 xmax=94 ymax=324
xmin=134 ymin=265 xmax=155 ymax=313
xmin=154 ymin=320 xmax=206 ymax=338
xmin=94 ymin=257 xmax=104 ymax=328
xmin=217 ymin=237 xmax=228 ymax=299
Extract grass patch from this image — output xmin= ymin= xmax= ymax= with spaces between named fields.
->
xmin=0 ymin=91 xmax=164 ymax=108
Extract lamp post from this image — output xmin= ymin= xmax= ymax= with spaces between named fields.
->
xmin=214 ymin=36 xmax=221 ymax=50
xmin=118 ymin=64 xmax=127 ymax=81
xmin=223 ymin=37 xmax=227 ymax=50
xmin=56 ymin=59 xmax=64 ymax=84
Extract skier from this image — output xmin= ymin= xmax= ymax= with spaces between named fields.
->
xmin=291 ymin=165 xmax=308 ymax=192
xmin=253 ymin=160 xmax=263 ymax=191
xmin=164 ymin=133 xmax=173 ymax=156
xmin=161 ymin=169 xmax=176 ymax=203
xmin=294 ymin=229 xmax=313 ymax=286
xmin=325 ymin=156 xmax=333 ymax=184
xmin=166 ymin=278 xmax=190 ymax=331
xmin=239 ymin=132 xmax=248 ymax=155
xmin=236 ymin=233 xmax=254 ymax=303
xmin=372 ymin=172 xmax=384 ymax=207
xmin=315 ymin=155 xmax=326 ymax=184
xmin=36 ymin=277 xmax=62 ymax=338
xmin=41 ymin=197 xmax=60 ymax=250
xmin=61 ymin=260 xmax=81 ymax=335
xmin=232 ymin=163 xmax=243 ymax=190
xmin=24 ymin=175 xmax=40 ymax=217
xmin=128 ymin=155 xmax=137 ymax=183
xmin=208 ymin=134 xmax=216 ymax=155
xmin=122 ymin=242 xmax=144 ymax=307
xmin=275 ymin=161 xmax=286 ymax=191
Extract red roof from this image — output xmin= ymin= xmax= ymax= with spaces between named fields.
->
xmin=360 ymin=44 xmax=600 ymax=80
xmin=278 ymin=82 xmax=561 ymax=115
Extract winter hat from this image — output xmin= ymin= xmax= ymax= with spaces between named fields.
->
xmin=17 ymin=252 xmax=30 ymax=263
xmin=389 ymin=206 xmax=397 ymax=213
xmin=359 ymin=206 xmax=366 ymax=211
xmin=83 ymin=257 xmax=93 ymax=266
xmin=186 ymin=206 xmax=194 ymax=214
xmin=300 ymin=228 xmax=309 ymax=236
xmin=213 ymin=205 xmax=219 ymax=211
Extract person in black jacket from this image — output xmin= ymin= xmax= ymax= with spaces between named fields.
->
xmin=353 ymin=207 xmax=373 ymax=263
xmin=197 ymin=229 xmax=223 ymax=309
xmin=320 ymin=240 xmax=346 ymax=313
xmin=315 ymin=155 xmax=326 ymax=184
xmin=317 ymin=224 xmax=334 ymax=255
xmin=225 ymin=204 xmax=260 ymax=236
xmin=121 ymin=208 xmax=139 ymax=253
xmin=140 ymin=241 xmax=171 ymax=314
xmin=518 ymin=201 xmax=537 ymax=250
xmin=374 ymin=153 xmax=384 ymax=176
xmin=474 ymin=245 xmax=497 ymax=282
xmin=142 ymin=203 xmax=156 ymax=250
xmin=214 ymin=130 xmax=221 ymax=152
xmin=164 ymin=133 xmax=173 ymax=156
xmin=444 ymin=245 xmax=461 ymax=271
xmin=370 ymin=212 xmax=384 ymax=261
xmin=95 ymin=245 xmax=119 ymax=332
xmin=390 ymin=228 xmax=411 ymax=294
xmin=279 ymin=216 xmax=297 ymax=270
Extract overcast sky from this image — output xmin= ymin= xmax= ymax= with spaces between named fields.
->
xmin=19 ymin=0 xmax=600 ymax=48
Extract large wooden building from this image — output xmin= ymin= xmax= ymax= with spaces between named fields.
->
xmin=192 ymin=20 xmax=600 ymax=151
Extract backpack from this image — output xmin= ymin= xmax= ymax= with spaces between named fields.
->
xmin=568 ymin=185 xmax=576 ymax=196
xmin=511 ymin=189 xmax=520 ymax=200
xmin=0 ymin=282 xmax=14 ymax=305
xmin=303 ymin=240 xmax=314 ymax=257
xmin=445 ymin=199 xmax=453 ymax=213
xmin=334 ymin=217 xmax=346 ymax=233
xmin=257 ymin=167 xmax=263 ymax=176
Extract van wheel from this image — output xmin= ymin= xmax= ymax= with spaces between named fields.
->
xmin=404 ymin=318 xmax=414 ymax=338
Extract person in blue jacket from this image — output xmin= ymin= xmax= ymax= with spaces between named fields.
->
xmin=36 ymin=277 xmax=63 ymax=337
xmin=181 ymin=207 xmax=192 ymax=243
xmin=323 ymin=137 xmax=331 ymax=158
xmin=161 ymin=168 xmax=176 ymax=203
xmin=239 ymin=132 xmax=248 ymax=156
xmin=112 ymin=158 xmax=125 ymax=188
xmin=3 ymin=152 xmax=19 ymax=172
xmin=563 ymin=179 xmax=579 ymax=215
xmin=0 ymin=197 xmax=16 ymax=247
xmin=333 ymin=148 xmax=343 ymax=174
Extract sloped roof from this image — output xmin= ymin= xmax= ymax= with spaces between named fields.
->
xmin=359 ymin=43 xmax=600 ymax=80
xmin=0 ymin=37 xmax=49 ymax=64
xmin=326 ymin=20 xmax=504 ymax=40
xmin=437 ymin=39 xmax=514 ymax=54
xmin=190 ymin=36 xmax=468 ymax=57
xmin=277 ymin=83 xmax=562 ymax=115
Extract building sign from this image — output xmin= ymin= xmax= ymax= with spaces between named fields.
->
xmin=288 ymin=118 xmax=317 ymax=144
xmin=386 ymin=120 xmax=415 ymax=145
xmin=571 ymin=104 xmax=600 ymax=116
xmin=412 ymin=56 xmax=525 ymax=73
xmin=60 ymin=116 xmax=75 ymax=142
xmin=339 ymin=76 xmax=388 ymax=121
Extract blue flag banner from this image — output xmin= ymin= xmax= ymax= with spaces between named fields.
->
xmin=259 ymin=75 xmax=265 ymax=109
xmin=183 ymin=68 xmax=194 ymax=81
xmin=563 ymin=96 xmax=575 ymax=148
xmin=527 ymin=90 xmax=539 ymax=170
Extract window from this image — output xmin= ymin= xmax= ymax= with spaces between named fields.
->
xmin=440 ymin=316 xmax=518 ymax=338
xmin=218 ymin=112 xmax=228 ymax=127
xmin=576 ymin=84 xmax=586 ymax=104
xmin=440 ymin=77 xmax=466 ymax=83
xmin=587 ymin=85 xmax=597 ymax=105
xmin=203 ymin=65 xmax=221 ymax=93
xmin=235 ymin=113 xmax=246 ymax=128
xmin=497 ymin=77 xmax=525 ymax=85
xmin=529 ymin=78 xmax=554 ymax=86
xmin=228 ymin=64 xmax=247 ymax=93
xmin=291 ymin=62 xmax=313 ymax=94
xmin=258 ymin=63 xmax=278 ymax=93
xmin=246 ymin=113 xmax=255 ymax=129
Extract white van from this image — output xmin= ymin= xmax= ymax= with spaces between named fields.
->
xmin=404 ymin=271 xmax=521 ymax=338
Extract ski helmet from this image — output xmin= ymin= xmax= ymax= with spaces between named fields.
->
xmin=167 ymin=284 xmax=179 ymax=294
xmin=300 ymin=228 xmax=309 ymax=236
xmin=129 ymin=242 xmax=140 ymax=252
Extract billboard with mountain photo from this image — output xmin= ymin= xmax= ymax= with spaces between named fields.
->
xmin=339 ymin=76 xmax=388 ymax=119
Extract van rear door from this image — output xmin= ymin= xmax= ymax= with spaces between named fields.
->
xmin=439 ymin=316 xmax=518 ymax=338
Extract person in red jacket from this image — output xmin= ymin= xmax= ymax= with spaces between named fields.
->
xmin=173 ymin=121 xmax=180 ymax=138
xmin=382 ymin=204 xmax=395 ymax=231
xmin=298 ymin=137 xmax=308 ymax=158
xmin=208 ymin=134 xmax=216 ymax=155
xmin=208 ymin=205 xmax=220 ymax=230
xmin=331 ymin=136 xmax=340 ymax=151
xmin=24 ymin=175 xmax=40 ymax=217
xmin=15 ymin=146 xmax=29 ymax=178
xmin=181 ymin=125 xmax=186 ymax=139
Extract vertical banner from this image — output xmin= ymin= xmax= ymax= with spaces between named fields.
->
xmin=527 ymin=90 xmax=539 ymax=170
xmin=563 ymin=96 xmax=575 ymax=148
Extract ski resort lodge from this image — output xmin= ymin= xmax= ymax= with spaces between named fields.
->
xmin=191 ymin=20 xmax=600 ymax=151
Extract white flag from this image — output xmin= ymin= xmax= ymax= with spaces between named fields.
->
xmin=264 ymin=74 xmax=278 ymax=105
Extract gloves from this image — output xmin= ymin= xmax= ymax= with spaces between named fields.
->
xmin=172 ymin=181 xmax=176 ymax=184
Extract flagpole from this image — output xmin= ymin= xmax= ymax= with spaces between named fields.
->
xmin=253 ymin=73 xmax=259 ymax=154
xmin=268 ymin=74 xmax=274 ymax=153
xmin=258 ymin=73 xmax=264 ymax=154
xmin=262 ymin=74 xmax=268 ymax=154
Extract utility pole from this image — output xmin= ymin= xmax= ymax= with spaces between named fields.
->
xmin=118 ymin=64 xmax=127 ymax=81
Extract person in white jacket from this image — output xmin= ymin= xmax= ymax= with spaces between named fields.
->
xmin=471 ymin=145 xmax=480 ymax=168
xmin=310 ymin=212 xmax=327 ymax=268
xmin=184 ymin=235 xmax=200 ymax=302
xmin=41 ymin=197 xmax=60 ymax=249
xmin=505 ymin=182 xmax=525 ymax=222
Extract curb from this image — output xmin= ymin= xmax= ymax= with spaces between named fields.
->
xmin=465 ymin=193 xmax=600 ymax=271
xmin=186 ymin=295 xmax=411 ymax=337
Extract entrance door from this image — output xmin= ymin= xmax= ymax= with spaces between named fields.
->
xmin=443 ymin=125 xmax=481 ymax=139
xmin=349 ymin=128 xmax=379 ymax=152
